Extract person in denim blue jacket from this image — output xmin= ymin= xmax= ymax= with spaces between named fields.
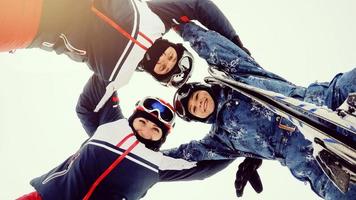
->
xmin=164 ymin=22 xmax=356 ymax=199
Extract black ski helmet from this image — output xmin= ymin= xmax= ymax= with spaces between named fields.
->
xmin=173 ymin=82 xmax=216 ymax=122
xmin=138 ymin=38 xmax=194 ymax=88
xmin=128 ymin=96 xmax=176 ymax=151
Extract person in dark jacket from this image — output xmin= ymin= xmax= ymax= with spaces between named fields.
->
xmin=0 ymin=0 xmax=250 ymax=111
xmin=2 ymin=3 xmax=257 ymax=196
xmin=164 ymin=22 xmax=356 ymax=199
xmin=1 ymin=2 xmax=256 ymax=197
xmin=17 ymin=92 xmax=233 ymax=200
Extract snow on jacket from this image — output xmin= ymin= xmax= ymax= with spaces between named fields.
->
xmin=178 ymin=23 xmax=356 ymax=109
xmin=165 ymin=83 xmax=356 ymax=199
xmin=164 ymin=22 xmax=356 ymax=199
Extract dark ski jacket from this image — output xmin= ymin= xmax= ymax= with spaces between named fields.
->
xmin=31 ymin=73 xmax=231 ymax=200
xmin=30 ymin=118 xmax=231 ymax=200
xmin=29 ymin=0 xmax=238 ymax=112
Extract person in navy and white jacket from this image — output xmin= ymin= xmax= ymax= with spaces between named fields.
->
xmin=1 ymin=0 xmax=250 ymax=112
xmin=17 ymin=82 xmax=232 ymax=200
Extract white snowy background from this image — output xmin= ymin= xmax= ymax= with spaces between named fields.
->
xmin=1 ymin=1 xmax=355 ymax=199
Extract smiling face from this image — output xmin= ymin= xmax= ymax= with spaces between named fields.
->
xmin=132 ymin=117 xmax=163 ymax=141
xmin=187 ymin=90 xmax=215 ymax=119
xmin=153 ymin=46 xmax=177 ymax=75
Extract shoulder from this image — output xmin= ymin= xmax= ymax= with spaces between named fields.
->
xmin=96 ymin=119 xmax=131 ymax=134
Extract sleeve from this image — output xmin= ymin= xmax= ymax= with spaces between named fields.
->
xmin=159 ymin=159 xmax=233 ymax=182
xmin=147 ymin=0 xmax=237 ymax=41
xmin=162 ymin=130 xmax=237 ymax=162
xmin=179 ymin=22 xmax=289 ymax=82
xmin=76 ymin=74 xmax=124 ymax=136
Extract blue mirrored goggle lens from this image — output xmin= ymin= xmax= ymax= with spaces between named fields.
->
xmin=143 ymin=98 xmax=174 ymax=122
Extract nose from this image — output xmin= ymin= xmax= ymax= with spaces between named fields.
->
xmin=160 ymin=55 xmax=168 ymax=64
xmin=137 ymin=127 xmax=149 ymax=139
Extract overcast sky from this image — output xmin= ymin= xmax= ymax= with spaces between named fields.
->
xmin=0 ymin=1 xmax=355 ymax=199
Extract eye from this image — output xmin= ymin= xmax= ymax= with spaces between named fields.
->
xmin=138 ymin=119 xmax=146 ymax=124
xmin=152 ymin=127 xmax=160 ymax=134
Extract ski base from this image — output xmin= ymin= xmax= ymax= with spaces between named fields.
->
xmin=316 ymin=149 xmax=351 ymax=193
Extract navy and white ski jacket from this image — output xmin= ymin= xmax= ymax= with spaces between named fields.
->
xmin=30 ymin=118 xmax=231 ymax=200
xmin=30 ymin=0 xmax=238 ymax=112
xmin=31 ymin=64 xmax=232 ymax=200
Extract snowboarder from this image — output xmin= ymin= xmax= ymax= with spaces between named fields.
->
xmin=164 ymin=23 xmax=356 ymax=199
xmin=17 ymin=93 xmax=233 ymax=200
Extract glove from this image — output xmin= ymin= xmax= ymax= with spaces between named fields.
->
xmin=234 ymin=158 xmax=263 ymax=197
xmin=231 ymin=35 xmax=251 ymax=56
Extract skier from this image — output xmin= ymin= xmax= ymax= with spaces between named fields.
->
xmin=76 ymin=69 xmax=263 ymax=198
xmin=165 ymin=22 xmax=356 ymax=199
xmin=0 ymin=0 xmax=250 ymax=111
xmin=2 ymin=3 xmax=258 ymax=195
xmin=17 ymin=91 xmax=233 ymax=200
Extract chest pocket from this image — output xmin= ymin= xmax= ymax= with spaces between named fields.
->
xmin=41 ymin=33 xmax=88 ymax=62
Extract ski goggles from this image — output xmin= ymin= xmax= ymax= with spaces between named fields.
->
xmin=166 ymin=50 xmax=194 ymax=88
xmin=137 ymin=96 xmax=175 ymax=125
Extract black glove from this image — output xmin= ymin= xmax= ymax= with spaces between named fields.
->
xmin=234 ymin=158 xmax=263 ymax=197
xmin=231 ymin=35 xmax=251 ymax=56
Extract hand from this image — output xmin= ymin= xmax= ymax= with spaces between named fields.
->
xmin=234 ymin=158 xmax=263 ymax=197
xmin=231 ymin=35 xmax=251 ymax=56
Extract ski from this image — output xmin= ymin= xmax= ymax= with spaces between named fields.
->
xmin=206 ymin=66 xmax=356 ymax=192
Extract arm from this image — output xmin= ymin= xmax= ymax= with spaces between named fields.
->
xmin=158 ymin=156 xmax=263 ymax=199
xmin=159 ymin=156 xmax=263 ymax=198
xmin=147 ymin=0 xmax=237 ymax=42
xmin=159 ymin=159 xmax=233 ymax=182
xmin=179 ymin=22 xmax=289 ymax=82
xmin=76 ymin=74 xmax=124 ymax=136
xmin=163 ymin=130 xmax=239 ymax=161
